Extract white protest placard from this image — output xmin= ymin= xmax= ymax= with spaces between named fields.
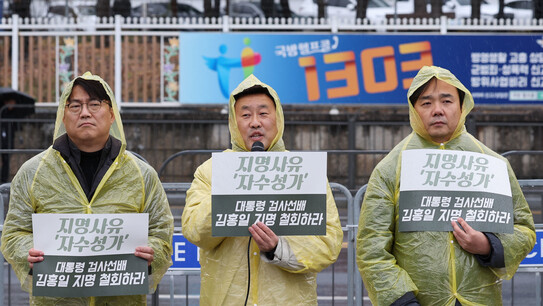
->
xmin=400 ymin=149 xmax=511 ymax=195
xmin=212 ymin=151 xmax=327 ymax=195
xmin=33 ymin=213 xmax=148 ymax=256
xmin=211 ymin=151 xmax=328 ymax=236
xmin=32 ymin=213 xmax=149 ymax=297
xmin=399 ymin=149 xmax=513 ymax=233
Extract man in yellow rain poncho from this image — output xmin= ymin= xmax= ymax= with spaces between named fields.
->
xmin=1 ymin=72 xmax=173 ymax=305
xmin=181 ymin=75 xmax=343 ymax=305
xmin=357 ymin=66 xmax=535 ymax=305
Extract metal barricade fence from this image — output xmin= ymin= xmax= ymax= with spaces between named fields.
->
xmin=330 ymin=182 xmax=353 ymax=305
xmin=0 ymin=183 xmax=5 ymax=306
xmin=512 ymin=223 xmax=543 ymax=306
xmin=158 ymin=149 xmax=390 ymax=190
xmin=352 ymin=185 xmax=367 ymax=306
xmin=2 ymin=178 xmax=543 ymax=304
xmin=160 ymin=182 xmax=195 ymax=306
xmin=512 ymin=180 xmax=543 ymax=306
xmin=0 ymin=183 xmax=13 ymax=305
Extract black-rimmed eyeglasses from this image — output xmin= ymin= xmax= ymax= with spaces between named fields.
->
xmin=65 ymin=99 xmax=111 ymax=114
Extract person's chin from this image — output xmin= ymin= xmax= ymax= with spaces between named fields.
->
xmin=429 ymin=126 xmax=447 ymax=133
xmin=429 ymin=133 xmax=450 ymax=142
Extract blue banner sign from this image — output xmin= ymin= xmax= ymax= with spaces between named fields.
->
xmin=170 ymin=234 xmax=200 ymax=270
xmin=521 ymin=230 xmax=543 ymax=267
xmin=179 ymin=33 xmax=543 ymax=104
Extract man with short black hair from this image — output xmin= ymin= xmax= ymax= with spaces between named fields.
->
xmin=357 ymin=66 xmax=535 ymax=305
xmin=182 ymin=74 xmax=343 ymax=305
xmin=1 ymin=72 xmax=173 ymax=304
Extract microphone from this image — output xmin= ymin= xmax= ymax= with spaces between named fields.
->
xmin=251 ymin=141 xmax=265 ymax=152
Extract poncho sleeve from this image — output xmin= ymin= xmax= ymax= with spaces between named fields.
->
xmin=491 ymin=162 xmax=535 ymax=279
xmin=1 ymin=153 xmax=43 ymax=292
xmin=140 ymin=161 xmax=174 ymax=291
xmin=182 ymin=159 xmax=227 ymax=250
xmin=356 ymin=161 xmax=419 ymax=305
xmin=279 ymin=182 xmax=343 ymax=273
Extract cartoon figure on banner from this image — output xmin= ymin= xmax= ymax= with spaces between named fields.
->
xmin=204 ymin=38 xmax=261 ymax=98
xmin=241 ymin=38 xmax=261 ymax=77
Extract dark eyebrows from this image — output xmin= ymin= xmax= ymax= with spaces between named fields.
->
xmin=440 ymin=93 xmax=455 ymax=99
xmin=418 ymin=92 xmax=455 ymax=102
xmin=67 ymin=97 xmax=101 ymax=103
xmin=417 ymin=94 xmax=433 ymax=103
xmin=239 ymin=104 xmax=272 ymax=110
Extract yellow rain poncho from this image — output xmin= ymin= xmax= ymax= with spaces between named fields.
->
xmin=1 ymin=72 xmax=173 ymax=305
xmin=356 ymin=66 xmax=535 ymax=305
xmin=182 ymin=75 xmax=343 ymax=305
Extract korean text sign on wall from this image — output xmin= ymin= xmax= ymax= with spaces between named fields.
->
xmin=399 ymin=149 xmax=513 ymax=233
xmin=211 ymin=152 xmax=327 ymax=236
xmin=179 ymin=33 xmax=543 ymax=104
xmin=32 ymin=214 xmax=149 ymax=297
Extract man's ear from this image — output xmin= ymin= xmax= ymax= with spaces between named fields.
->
xmin=109 ymin=106 xmax=115 ymax=123
xmin=62 ymin=110 xmax=68 ymax=125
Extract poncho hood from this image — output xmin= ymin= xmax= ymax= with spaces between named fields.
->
xmin=53 ymin=71 xmax=126 ymax=153
xmin=407 ymin=66 xmax=474 ymax=144
xmin=228 ymin=74 xmax=285 ymax=152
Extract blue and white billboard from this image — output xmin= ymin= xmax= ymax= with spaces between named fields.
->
xmin=179 ymin=33 xmax=543 ymax=104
